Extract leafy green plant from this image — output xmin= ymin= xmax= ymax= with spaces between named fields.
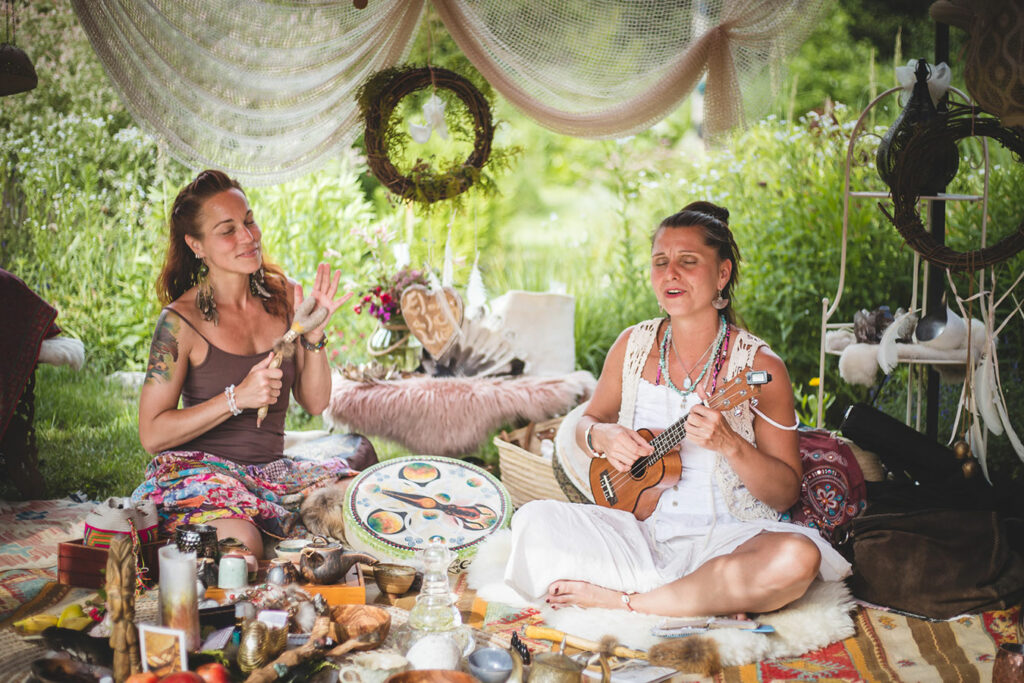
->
xmin=793 ymin=379 xmax=836 ymax=428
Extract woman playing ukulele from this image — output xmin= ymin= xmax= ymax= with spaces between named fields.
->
xmin=504 ymin=202 xmax=850 ymax=617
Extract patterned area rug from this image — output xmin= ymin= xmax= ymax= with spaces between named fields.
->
xmin=460 ymin=574 xmax=1020 ymax=681
xmin=0 ymin=568 xmax=63 ymax=624
xmin=716 ymin=604 xmax=1021 ymax=682
xmin=0 ymin=498 xmax=89 ymax=571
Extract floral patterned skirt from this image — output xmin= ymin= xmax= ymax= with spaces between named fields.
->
xmin=130 ymin=451 xmax=357 ymax=539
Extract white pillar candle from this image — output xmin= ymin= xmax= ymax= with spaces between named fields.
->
xmin=158 ymin=545 xmax=200 ymax=651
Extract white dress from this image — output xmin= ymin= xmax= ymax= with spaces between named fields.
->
xmin=504 ymin=378 xmax=852 ymax=602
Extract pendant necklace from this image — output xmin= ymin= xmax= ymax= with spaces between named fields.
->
xmin=659 ymin=315 xmax=727 ymax=399
xmin=672 ymin=332 xmax=715 ymax=390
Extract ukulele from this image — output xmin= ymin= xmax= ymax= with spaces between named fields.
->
xmin=588 ymin=369 xmax=771 ymax=520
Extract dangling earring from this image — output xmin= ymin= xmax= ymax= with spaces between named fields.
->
xmin=195 ymin=258 xmax=218 ymax=324
xmin=712 ymin=289 xmax=729 ymax=310
xmin=249 ymin=266 xmax=271 ymax=299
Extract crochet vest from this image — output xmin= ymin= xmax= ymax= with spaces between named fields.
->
xmin=617 ymin=318 xmax=780 ymax=522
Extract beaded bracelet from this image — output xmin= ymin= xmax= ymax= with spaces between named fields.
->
xmin=585 ymin=423 xmax=603 ymax=457
xmin=224 ymin=384 xmax=242 ymax=416
xmin=300 ymin=332 xmax=328 ymax=352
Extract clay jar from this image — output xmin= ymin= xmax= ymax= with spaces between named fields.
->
xmin=299 ymin=536 xmax=377 ymax=585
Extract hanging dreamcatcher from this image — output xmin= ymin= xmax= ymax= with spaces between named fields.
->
xmin=879 ymin=102 xmax=1024 ymax=272
xmin=357 ymin=65 xmax=510 ymax=205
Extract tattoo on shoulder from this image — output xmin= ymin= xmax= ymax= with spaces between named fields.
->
xmin=145 ymin=313 xmax=180 ymax=384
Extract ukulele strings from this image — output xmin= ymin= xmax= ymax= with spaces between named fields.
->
xmin=601 ymin=378 xmax=755 ymax=492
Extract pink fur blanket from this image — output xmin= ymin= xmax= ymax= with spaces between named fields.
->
xmin=325 ymin=371 xmax=596 ymax=456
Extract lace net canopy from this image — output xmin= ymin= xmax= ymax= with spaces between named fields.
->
xmin=71 ymin=0 xmax=825 ymax=185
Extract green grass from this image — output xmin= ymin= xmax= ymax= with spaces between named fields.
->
xmin=6 ymin=364 xmax=500 ymax=501
xmin=3 ymin=365 xmax=150 ymax=500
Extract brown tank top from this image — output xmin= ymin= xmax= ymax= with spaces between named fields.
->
xmin=169 ymin=309 xmax=296 ymax=465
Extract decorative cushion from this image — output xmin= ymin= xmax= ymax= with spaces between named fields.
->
xmin=785 ymin=430 xmax=868 ymax=544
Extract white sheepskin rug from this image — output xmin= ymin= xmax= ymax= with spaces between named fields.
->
xmin=325 ymin=371 xmax=595 ymax=456
xmin=467 ymin=530 xmax=856 ymax=667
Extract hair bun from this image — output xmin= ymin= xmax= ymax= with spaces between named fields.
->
xmin=680 ymin=201 xmax=729 ymax=225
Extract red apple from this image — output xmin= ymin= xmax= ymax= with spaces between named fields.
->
xmin=195 ymin=662 xmax=231 ymax=683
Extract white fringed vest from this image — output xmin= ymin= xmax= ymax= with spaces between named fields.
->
xmin=617 ymin=318 xmax=780 ymax=523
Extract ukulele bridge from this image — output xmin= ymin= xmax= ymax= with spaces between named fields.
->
xmin=598 ymin=470 xmax=618 ymax=505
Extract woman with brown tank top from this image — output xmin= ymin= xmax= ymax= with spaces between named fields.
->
xmin=131 ymin=170 xmax=375 ymax=557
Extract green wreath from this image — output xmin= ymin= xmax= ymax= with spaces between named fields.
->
xmin=883 ymin=103 xmax=1024 ymax=272
xmin=358 ymin=66 xmax=494 ymax=204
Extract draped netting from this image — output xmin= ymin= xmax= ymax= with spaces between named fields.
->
xmin=436 ymin=0 xmax=826 ymax=139
xmin=71 ymin=0 xmax=826 ymax=186
xmin=70 ymin=0 xmax=426 ymax=184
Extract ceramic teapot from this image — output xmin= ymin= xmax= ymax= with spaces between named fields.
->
xmin=299 ymin=536 xmax=377 ymax=584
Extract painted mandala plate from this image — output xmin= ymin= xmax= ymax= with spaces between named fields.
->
xmin=343 ymin=455 xmax=512 ymax=572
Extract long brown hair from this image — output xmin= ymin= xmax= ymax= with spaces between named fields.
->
xmin=653 ymin=200 xmax=741 ymax=326
xmin=157 ymin=169 xmax=289 ymax=320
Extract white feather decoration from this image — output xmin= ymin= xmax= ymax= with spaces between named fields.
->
xmin=968 ymin=417 xmax=991 ymax=484
xmin=465 ymin=254 xmax=488 ymax=321
xmin=975 ymin=352 xmax=1004 ymax=436
xmin=426 ymin=268 xmax=443 ymax=293
xmin=992 ymin=374 xmax=1024 ymax=463
xmin=877 ymin=311 xmax=917 ymax=374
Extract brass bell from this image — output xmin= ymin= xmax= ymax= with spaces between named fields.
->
xmin=962 ymin=458 xmax=979 ymax=479
xmin=952 ymin=439 xmax=971 ymax=460
xmin=237 ymin=620 xmax=287 ymax=673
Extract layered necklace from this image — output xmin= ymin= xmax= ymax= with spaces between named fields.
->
xmin=659 ymin=314 xmax=728 ymax=398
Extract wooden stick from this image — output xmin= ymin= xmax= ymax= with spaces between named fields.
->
xmin=522 ymin=625 xmax=648 ymax=660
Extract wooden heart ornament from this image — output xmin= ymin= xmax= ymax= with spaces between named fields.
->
xmin=400 ymin=285 xmax=464 ymax=359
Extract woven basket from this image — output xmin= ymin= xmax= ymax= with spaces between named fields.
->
xmin=494 ymin=417 xmax=569 ymax=508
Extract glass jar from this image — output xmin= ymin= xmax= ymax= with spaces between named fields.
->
xmin=367 ymin=316 xmax=421 ymax=372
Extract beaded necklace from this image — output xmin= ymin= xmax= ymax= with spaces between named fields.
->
xmin=706 ymin=323 xmax=732 ymax=396
xmin=658 ymin=314 xmax=727 ymax=398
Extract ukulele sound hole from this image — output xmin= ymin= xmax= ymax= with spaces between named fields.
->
xmin=629 ymin=459 xmax=648 ymax=479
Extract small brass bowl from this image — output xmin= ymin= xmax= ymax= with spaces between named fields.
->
xmin=373 ymin=563 xmax=417 ymax=595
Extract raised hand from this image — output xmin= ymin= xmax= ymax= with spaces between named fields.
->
xmin=292 ymin=263 xmax=354 ymax=342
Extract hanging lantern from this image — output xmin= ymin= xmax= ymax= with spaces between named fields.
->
xmin=876 ymin=59 xmax=959 ymax=196
xmin=0 ymin=43 xmax=37 ymax=96
xmin=1 ymin=1 xmax=37 ymax=97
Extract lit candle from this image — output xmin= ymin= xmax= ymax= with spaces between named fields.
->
xmin=158 ymin=545 xmax=200 ymax=650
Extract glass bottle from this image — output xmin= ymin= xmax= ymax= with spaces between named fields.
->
xmin=407 ymin=540 xmax=461 ymax=633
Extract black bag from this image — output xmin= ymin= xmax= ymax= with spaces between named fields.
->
xmin=840 ymin=403 xmax=966 ymax=488
xmin=837 ymin=507 xmax=1024 ymax=620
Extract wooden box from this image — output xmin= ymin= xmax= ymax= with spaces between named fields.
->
xmin=202 ymin=563 xmax=365 ymax=606
xmin=58 ymin=538 xmax=166 ymax=589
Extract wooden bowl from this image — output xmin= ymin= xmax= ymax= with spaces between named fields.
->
xmin=385 ymin=670 xmax=476 ymax=683
xmin=373 ymin=563 xmax=417 ymax=595
xmin=330 ymin=603 xmax=392 ymax=648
